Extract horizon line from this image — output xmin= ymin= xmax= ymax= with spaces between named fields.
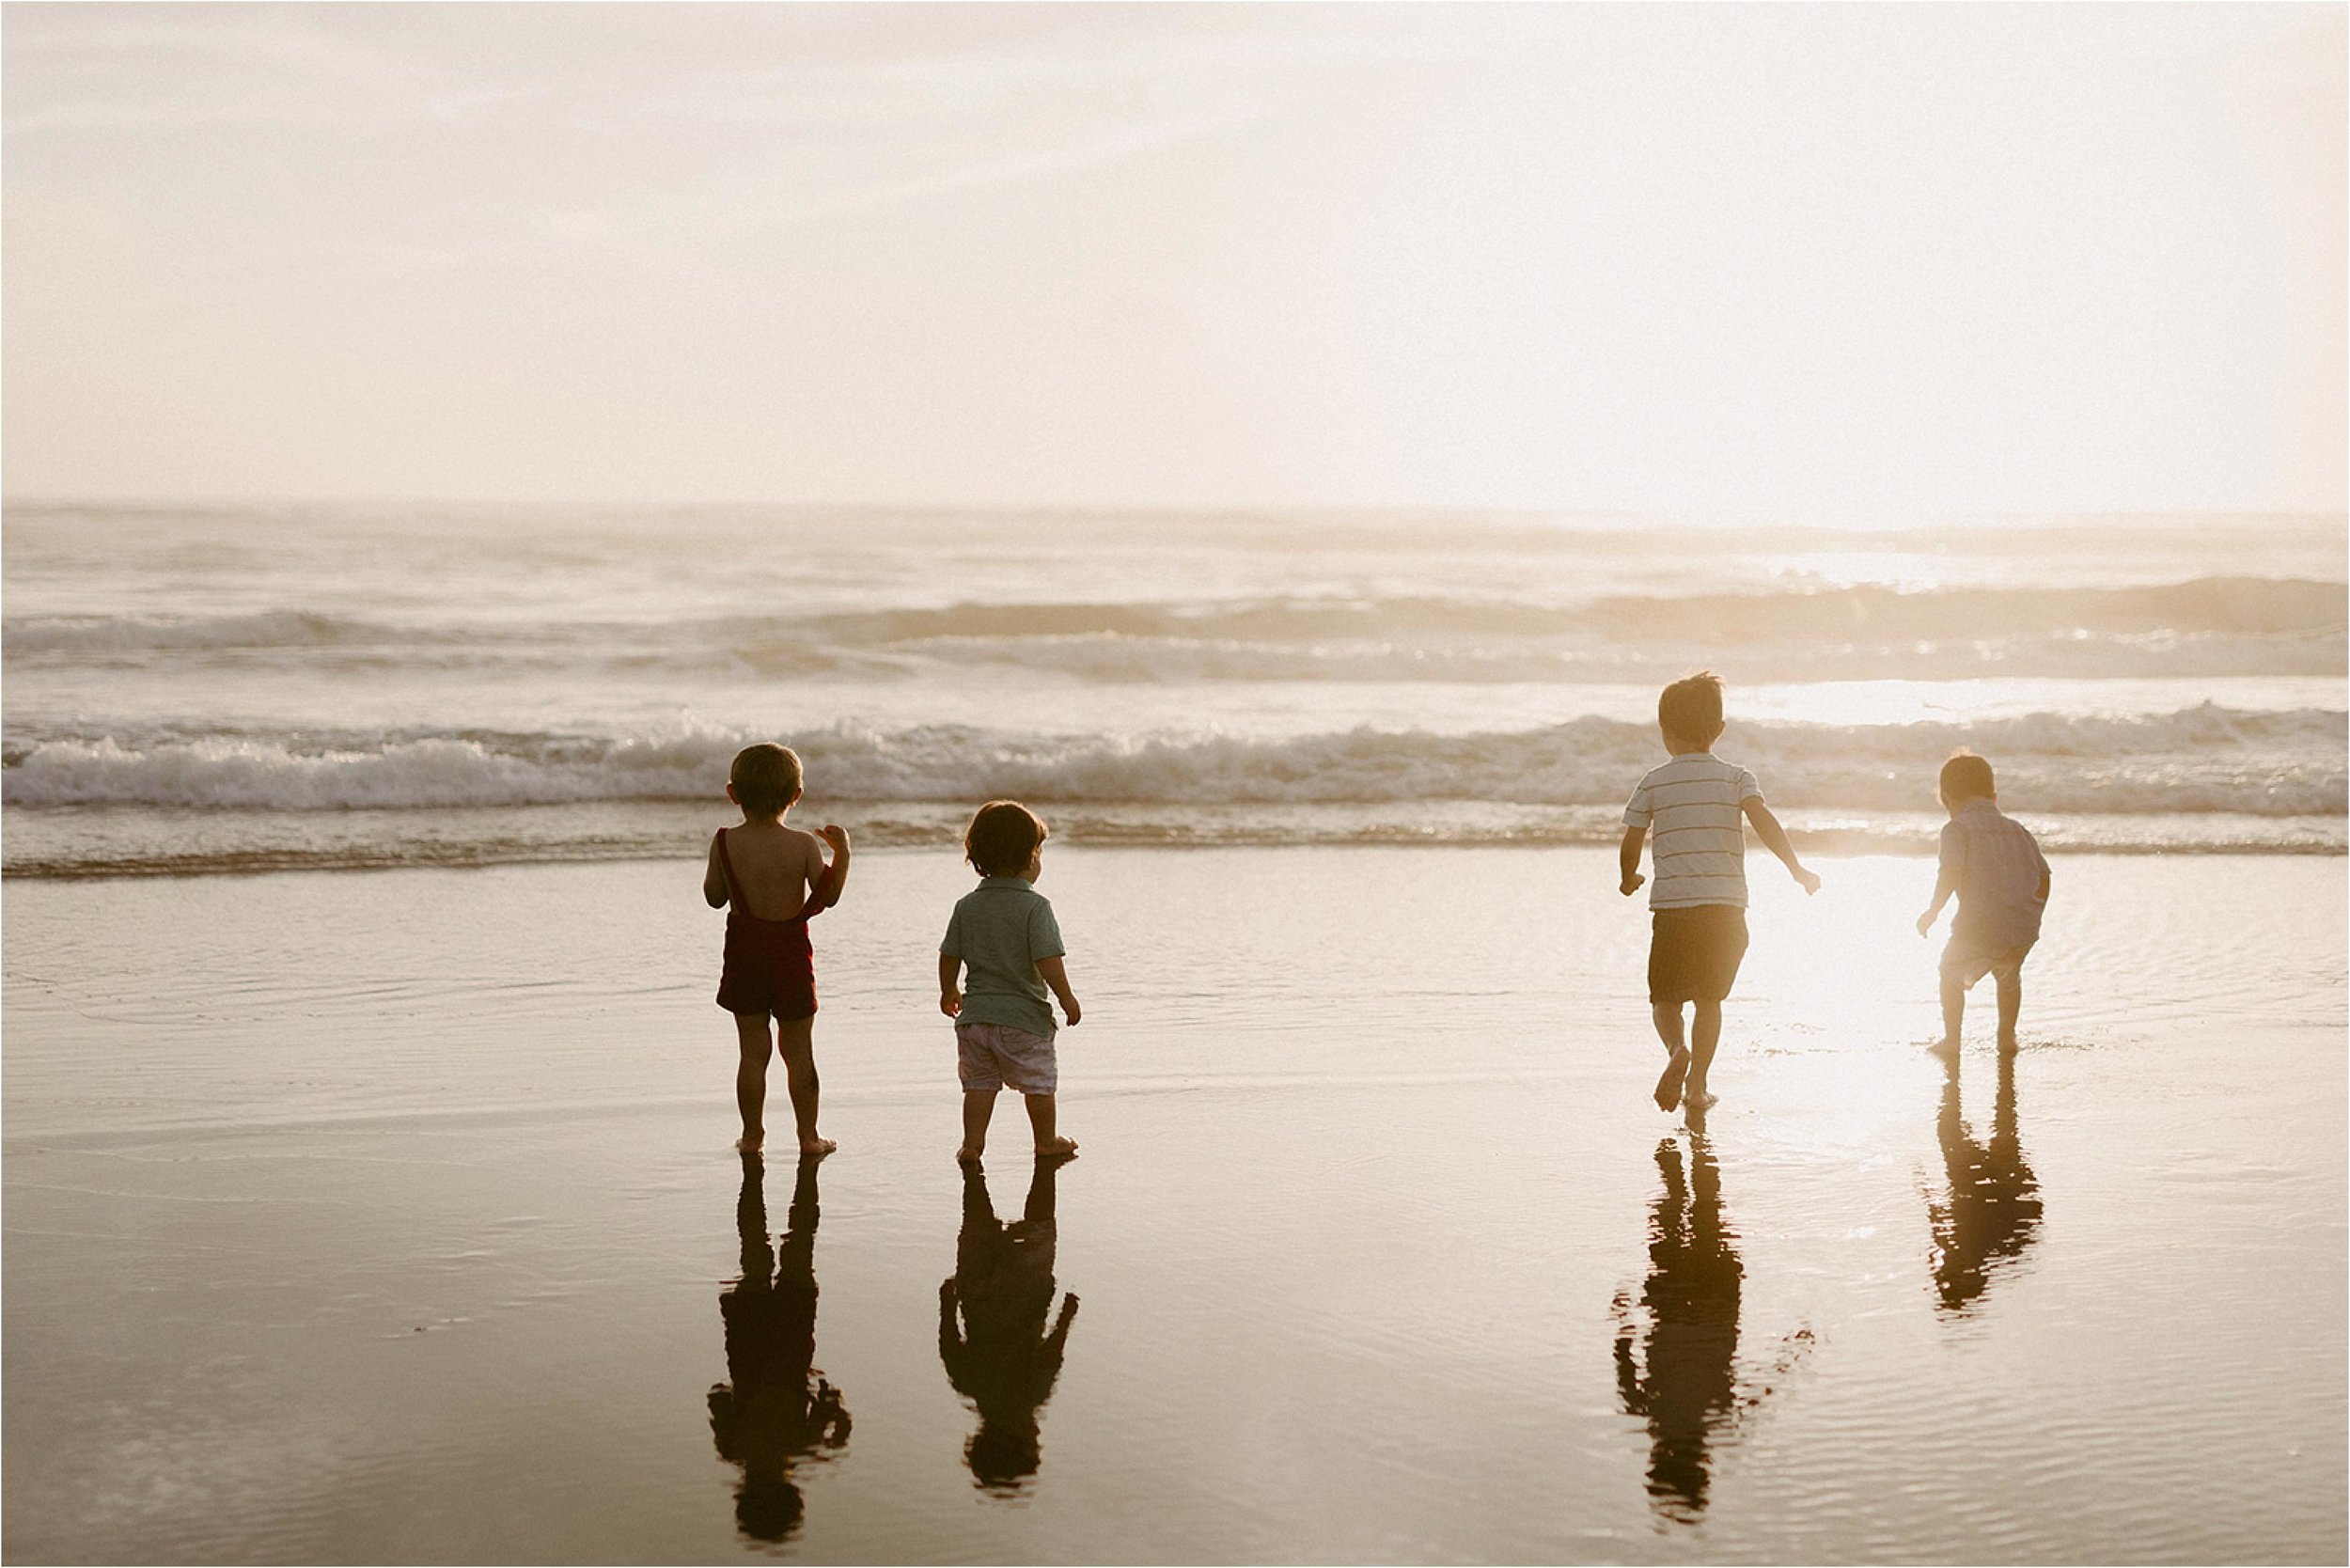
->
xmin=5 ymin=496 xmax=2342 ymax=527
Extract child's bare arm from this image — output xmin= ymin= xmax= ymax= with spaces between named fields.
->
xmin=1743 ymin=799 xmax=1821 ymax=893
xmin=703 ymin=834 xmax=728 ymax=908
xmin=1619 ymin=825 xmax=1647 ymax=896
xmin=810 ymin=824 xmax=852 ymax=909
xmin=1036 ymin=955 xmax=1081 ymax=1027
xmin=938 ymin=954 xmax=963 ymax=1018
xmin=1918 ymin=864 xmax=1959 ymax=935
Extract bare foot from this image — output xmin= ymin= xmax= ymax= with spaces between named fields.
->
xmin=1684 ymin=1089 xmax=1718 ymax=1111
xmin=799 ymin=1137 xmax=837 ymax=1158
xmin=956 ymin=1147 xmax=984 ymax=1166
xmin=1653 ymin=1048 xmax=1690 ymax=1112
xmin=1927 ymin=1035 xmax=1961 ymax=1059
xmin=734 ymin=1133 xmax=764 ymax=1154
xmin=1997 ymin=1034 xmax=2019 ymax=1056
xmin=1035 ymin=1137 xmax=1079 ymax=1159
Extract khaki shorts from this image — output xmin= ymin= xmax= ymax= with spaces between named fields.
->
xmin=956 ymin=1021 xmax=1058 ymax=1095
xmin=1941 ymin=934 xmax=2034 ymax=989
xmin=1648 ymin=905 xmax=1749 ymax=1005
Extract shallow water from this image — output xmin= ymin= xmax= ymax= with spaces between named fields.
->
xmin=5 ymin=847 xmax=2344 ymax=1562
xmin=6 ymin=508 xmax=2343 ymax=872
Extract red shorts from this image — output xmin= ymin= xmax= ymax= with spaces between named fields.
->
xmin=717 ymin=910 xmax=817 ymax=1021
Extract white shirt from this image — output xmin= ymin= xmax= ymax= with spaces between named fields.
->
xmin=1623 ymin=752 xmax=1762 ymax=910
xmin=1939 ymin=799 xmax=2049 ymax=949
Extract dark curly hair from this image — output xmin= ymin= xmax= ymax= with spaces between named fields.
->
xmin=964 ymin=800 xmax=1047 ymax=877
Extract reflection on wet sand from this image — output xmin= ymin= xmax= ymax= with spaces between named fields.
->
xmin=1613 ymin=1114 xmax=1812 ymax=1526
xmin=709 ymin=1152 xmax=850 ymax=1543
xmin=1614 ymin=1130 xmax=1744 ymax=1521
xmin=940 ymin=1158 xmax=1079 ymax=1497
xmin=1927 ymin=1050 xmax=2044 ymax=1314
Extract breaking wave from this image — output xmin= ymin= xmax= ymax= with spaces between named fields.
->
xmin=6 ymin=706 xmax=2340 ymax=817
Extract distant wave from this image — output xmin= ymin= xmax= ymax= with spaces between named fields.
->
xmin=2 ymin=609 xmax=429 ymax=654
xmin=6 ymin=707 xmax=2341 ymax=816
xmin=806 ymin=578 xmax=2348 ymax=644
xmin=9 ymin=577 xmax=2342 ymax=682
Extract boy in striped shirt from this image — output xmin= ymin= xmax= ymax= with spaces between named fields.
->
xmin=1620 ymin=672 xmax=1820 ymax=1112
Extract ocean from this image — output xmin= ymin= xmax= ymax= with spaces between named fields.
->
xmin=4 ymin=505 xmax=2343 ymax=875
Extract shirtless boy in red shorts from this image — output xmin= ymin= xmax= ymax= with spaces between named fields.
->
xmin=704 ymin=744 xmax=852 ymax=1155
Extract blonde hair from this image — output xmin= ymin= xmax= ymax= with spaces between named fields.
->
xmin=1658 ymin=671 xmax=1725 ymax=745
xmin=728 ymin=744 xmax=803 ymax=816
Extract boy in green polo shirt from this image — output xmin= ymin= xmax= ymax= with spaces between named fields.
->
xmin=939 ymin=800 xmax=1083 ymax=1164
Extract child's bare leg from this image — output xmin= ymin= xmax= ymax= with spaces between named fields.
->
xmin=1651 ymin=1002 xmax=1690 ymax=1111
xmin=734 ymin=1011 xmax=774 ymax=1152
xmin=775 ymin=1015 xmax=834 ymax=1155
xmin=1684 ymin=1000 xmax=1722 ymax=1105
xmin=1935 ymin=972 xmax=1965 ymax=1053
xmin=960 ymin=1090 xmax=995 ymax=1163
xmin=1995 ymin=968 xmax=2022 ymax=1052
xmin=1025 ymin=1093 xmax=1077 ymax=1157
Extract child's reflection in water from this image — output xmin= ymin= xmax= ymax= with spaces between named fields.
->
xmin=939 ymin=1157 xmax=1078 ymax=1496
xmin=708 ymin=1152 xmax=849 ymax=1543
xmin=1614 ymin=1129 xmax=1744 ymax=1521
xmin=1927 ymin=1049 xmax=2043 ymax=1313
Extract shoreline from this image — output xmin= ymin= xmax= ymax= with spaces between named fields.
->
xmin=7 ymin=800 xmax=2342 ymax=880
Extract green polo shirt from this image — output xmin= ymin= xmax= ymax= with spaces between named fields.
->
xmin=940 ymin=876 xmax=1065 ymax=1038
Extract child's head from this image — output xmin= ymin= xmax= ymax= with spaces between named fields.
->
xmin=728 ymin=743 xmax=803 ymax=818
xmin=1937 ymin=749 xmax=1997 ymax=811
xmin=1657 ymin=671 xmax=1727 ymax=753
xmin=964 ymin=799 xmax=1047 ymax=878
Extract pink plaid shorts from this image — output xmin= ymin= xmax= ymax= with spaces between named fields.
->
xmin=955 ymin=1020 xmax=1058 ymax=1095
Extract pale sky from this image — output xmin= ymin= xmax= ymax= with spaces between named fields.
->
xmin=4 ymin=2 xmax=2343 ymax=516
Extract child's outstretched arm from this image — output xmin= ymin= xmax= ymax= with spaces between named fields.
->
xmin=703 ymin=833 xmax=728 ymax=909
xmin=1036 ymin=956 xmax=1081 ymax=1027
xmin=1741 ymin=799 xmax=1822 ymax=894
xmin=1619 ymin=825 xmax=1647 ymax=896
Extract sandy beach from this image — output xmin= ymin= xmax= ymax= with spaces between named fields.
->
xmin=5 ymin=844 xmax=2342 ymax=1563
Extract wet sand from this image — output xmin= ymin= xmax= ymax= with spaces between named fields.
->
xmin=5 ymin=847 xmax=2344 ymax=1562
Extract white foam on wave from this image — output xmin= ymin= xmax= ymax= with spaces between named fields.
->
xmin=5 ymin=707 xmax=2342 ymax=817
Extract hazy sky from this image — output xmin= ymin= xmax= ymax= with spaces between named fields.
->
xmin=5 ymin=2 xmax=2342 ymax=515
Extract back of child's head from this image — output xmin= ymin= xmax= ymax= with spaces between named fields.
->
xmin=1658 ymin=671 xmax=1726 ymax=747
xmin=1938 ymin=749 xmax=1997 ymax=807
xmin=964 ymin=799 xmax=1047 ymax=877
xmin=728 ymin=743 xmax=803 ymax=816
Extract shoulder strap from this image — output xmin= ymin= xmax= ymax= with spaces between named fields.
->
xmin=797 ymin=854 xmax=843 ymax=922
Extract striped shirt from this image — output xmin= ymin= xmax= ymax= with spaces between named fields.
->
xmin=1939 ymin=799 xmax=2050 ymax=949
xmin=1623 ymin=753 xmax=1762 ymax=910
